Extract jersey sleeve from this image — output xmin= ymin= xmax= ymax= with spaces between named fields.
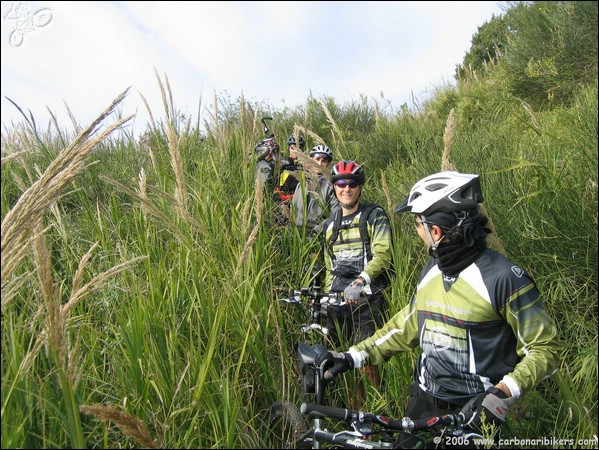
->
xmin=362 ymin=207 xmax=393 ymax=283
xmin=499 ymin=277 xmax=559 ymax=396
xmin=349 ymin=296 xmax=419 ymax=367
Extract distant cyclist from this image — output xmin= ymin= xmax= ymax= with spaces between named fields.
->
xmin=274 ymin=133 xmax=306 ymax=203
xmin=253 ymin=137 xmax=280 ymax=190
xmin=291 ymin=144 xmax=339 ymax=235
xmin=316 ymin=171 xmax=559 ymax=445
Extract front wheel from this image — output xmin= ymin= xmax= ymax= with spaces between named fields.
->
xmin=264 ymin=401 xmax=310 ymax=449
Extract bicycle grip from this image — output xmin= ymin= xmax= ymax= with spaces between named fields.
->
xmin=410 ymin=413 xmax=468 ymax=431
xmin=410 ymin=416 xmax=443 ymax=430
xmin=300 ymin=402 xmax=351 ymax=421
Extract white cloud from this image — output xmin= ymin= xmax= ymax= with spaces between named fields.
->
xmin=1 ymin=1 xmax=505 ymax=136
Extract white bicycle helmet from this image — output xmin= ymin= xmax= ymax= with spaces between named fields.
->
xmin=309 ymin=144 xmax=333 ymax=161
xmin=395 ymin=171 xmax=483 ymax=216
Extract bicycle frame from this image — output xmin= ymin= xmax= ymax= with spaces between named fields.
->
xmin=265 ymin=288 xmax=344 ymax=448
xmin=277 ymin=288 xmax=342 ymax=402
xmin=266 ymin=286 xmax=390 ymax=448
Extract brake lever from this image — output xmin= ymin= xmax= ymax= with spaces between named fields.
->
xmin=278 ymin=296 xmax=301 ymax=304
xmin=332 ymin=427 xmax=366 ymax=439
xmin=300 ymin=323 xmax=329 ymax=335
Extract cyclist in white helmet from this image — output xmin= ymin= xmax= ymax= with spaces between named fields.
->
xmin=291 ymin=144 xmax=339 ymax=234
xmin=316 ymin=171 xmax=559 ymax=446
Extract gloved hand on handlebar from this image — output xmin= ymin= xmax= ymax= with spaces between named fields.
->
xmin=460 ymin=386 xmax=515 ymax=431
xmin=314 ymin=350 xmax=354 ymax=381
xmin=343 ymin=278 xmax=365 ymax=302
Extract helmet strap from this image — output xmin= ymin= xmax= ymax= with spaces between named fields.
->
xmin=423 ymin=222 xmax=445 ymax=257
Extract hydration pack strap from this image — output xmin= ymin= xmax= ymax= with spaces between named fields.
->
xmin=328 ymin=204 xmax=378 ymax=262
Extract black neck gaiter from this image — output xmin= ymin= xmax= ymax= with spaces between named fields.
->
xmin=433 ymin=242 xmax=485 ymax=277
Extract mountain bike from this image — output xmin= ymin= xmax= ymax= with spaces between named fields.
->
xmin=272 ymin=285 xmax=343 ymax=400
xmin=265 ymin=287 xmax=364 ymax=449
xmin=264 ymin=285 xmax=482 ymax=448
xmin=264 ymin=338 xmax=479 ymax=449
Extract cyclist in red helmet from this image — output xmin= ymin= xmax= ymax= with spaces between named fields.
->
xmin=320 ymin=160 xmax=394 ymax=408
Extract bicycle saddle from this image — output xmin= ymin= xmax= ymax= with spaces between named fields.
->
xmin=297 ymin=343 xmax=328 ymax=366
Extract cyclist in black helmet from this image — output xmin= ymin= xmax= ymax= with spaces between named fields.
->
xmin=287 ymin=133 xmax=306 ymax=151
xmin=316 ymin=171 xmax=559 ymax=445
xmin=274 ymin=133 xmax=306 ymax=204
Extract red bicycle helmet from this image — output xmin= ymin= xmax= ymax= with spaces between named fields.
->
xmin=331 ymin=160 xmax=365 ymax=184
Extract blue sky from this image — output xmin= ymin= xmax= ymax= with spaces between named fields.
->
xmin=1 ymin=1 xmax=506 ymax=136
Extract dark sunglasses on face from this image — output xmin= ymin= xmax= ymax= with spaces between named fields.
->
xmin=334 ymin=179 xmax=360 ymax=188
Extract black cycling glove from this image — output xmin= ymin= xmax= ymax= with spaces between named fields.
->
xmin=314 ymin=350 xmax=354 ymax=380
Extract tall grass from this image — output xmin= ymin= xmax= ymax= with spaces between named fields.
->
xmin=1 ymin=68 xmax=597 ymax=449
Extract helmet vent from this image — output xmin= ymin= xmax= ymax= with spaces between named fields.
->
xmin=426 ymin=183 xmax=448 ymax=192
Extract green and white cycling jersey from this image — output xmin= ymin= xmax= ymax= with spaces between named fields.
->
xmin=348 ymin=248 xmax=559 ymax=406
xmin=322 ymin=205 xmax=393 ymax=293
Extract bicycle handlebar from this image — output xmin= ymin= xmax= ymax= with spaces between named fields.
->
xmin=300 ymin=402 xmax=473 ymax=432
xmin=261 ymin=116 xmax=274 ymax=138
xmin=278 ymin=287 xmax=367 ymax=307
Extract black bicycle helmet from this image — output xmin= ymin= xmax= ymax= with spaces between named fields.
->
xmin=394 ymin=171 xmax=483 ymax=216
xmin=287 ymin=133 xmax=306 ymax=150
xmin=331 ymin=160 xmax=365 ymax=184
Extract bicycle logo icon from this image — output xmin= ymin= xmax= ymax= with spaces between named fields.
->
xmin=4 ymin=2 xmax=52 ymax=47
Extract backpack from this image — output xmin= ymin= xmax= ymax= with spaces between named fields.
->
xmin=328 ymin=203 xmax=395 ymax=284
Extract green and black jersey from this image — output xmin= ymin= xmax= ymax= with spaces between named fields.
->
xmin=348 ymin=248 xmax=559 ymax=406
xmin=322 ymin=204 xmax=393 ymax=294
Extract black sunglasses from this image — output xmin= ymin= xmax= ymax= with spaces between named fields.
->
xmin=334 ymin=179 xmax=360 ymax=188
